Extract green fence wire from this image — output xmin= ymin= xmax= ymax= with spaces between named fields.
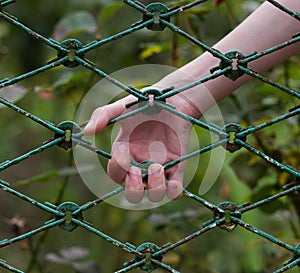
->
xmin=0 ymin=0 xmax=299 ymax=272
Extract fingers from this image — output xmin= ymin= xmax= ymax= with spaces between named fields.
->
xmin=148 ymin=164 xmax=166 ymax=202
xmin=124 ymin=163 xmax=166 ymax=204
xmin=167 ymin=180 xmax=183 ymax=200
xmin=83 ymin=96 xmax=185 ymax=203
xmin=83 ymin=98 xmax=128 ymax=135
xmin=124 ymin=163 xmax=183 ymax=204
xmin=165 ymin=162 xmax=185 ymax=200
xmin=147 ymin=163 xmax=183 ymax=202
xmin=83 ymin=106 xmax=110 ymax=135
xmin=125 ymin=166 xmax=144 ymax=203
xmin=108 ymin=143 xmax=130 ymax=183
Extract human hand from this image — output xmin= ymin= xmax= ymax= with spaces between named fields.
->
xmin=83 ymin=94 xmax=195 ymax=203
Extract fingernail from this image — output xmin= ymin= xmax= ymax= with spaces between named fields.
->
xmin=129 ymin=166 xmax=141 ymax=176
xmin=148 ymin=185 xmax=166 ymax=203
xmin=167 ymin=180 xmax=183 ymax=200
xmin=125 ymin=189 xmax=144 ymax=204
xmin=148 ymin=163 xmax=162 ymax=175
xmin=83 ymin=120 xmax=94 ymax=134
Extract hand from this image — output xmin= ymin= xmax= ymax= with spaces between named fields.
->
xmin=83 ymin=94 xmax=195 ymax=203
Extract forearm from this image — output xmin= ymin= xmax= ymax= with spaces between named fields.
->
xmin=154 ymin=0 xmax=300 ymax=117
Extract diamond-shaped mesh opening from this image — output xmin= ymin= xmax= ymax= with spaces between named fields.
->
xmin=0 ymin=0 xmax=299 ymax=272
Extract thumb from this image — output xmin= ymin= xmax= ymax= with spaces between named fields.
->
xmin=165 ymin=162 xmax=186 ymax=200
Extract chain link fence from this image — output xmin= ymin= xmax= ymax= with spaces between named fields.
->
xmin=0 ymin=0 xmax=299 ymax=272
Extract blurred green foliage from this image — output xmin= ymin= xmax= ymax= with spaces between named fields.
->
xmin=0 ymin=0 xmax=299 ymax=272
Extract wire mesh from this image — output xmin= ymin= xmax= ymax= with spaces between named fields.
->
xmin=0 ymin=0 xmax=299 ymax=272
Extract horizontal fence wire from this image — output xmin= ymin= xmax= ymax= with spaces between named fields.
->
xmin=0 ymin=0 xmax=299 ymax=272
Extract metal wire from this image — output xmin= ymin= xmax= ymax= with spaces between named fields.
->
xmin=0 ymin=0 xmax=299 ymax=272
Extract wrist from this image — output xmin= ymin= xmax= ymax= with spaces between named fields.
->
xmin=142 ymin=84 xmax=202 ymax=119
xmin=166 ymin=93 xmax=202 ymax=119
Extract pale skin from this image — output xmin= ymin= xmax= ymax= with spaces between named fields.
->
xmin=84 ymin=0 xmax=300 ymax=203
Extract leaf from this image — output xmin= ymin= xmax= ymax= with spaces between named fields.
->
xmin=148 ymin=213 xmax=169 ymax=226
xmin=231 ymin=153 xmax=267 ymax=188
xmin=250 ymin=184 xmax=286 ymax=214
xmin=185 ymin=7 xmax=211 ymax=16
xmin=0 ymin=23 xmax=10 ymax=39
xmin=15 ymin=170 xmax=59 ymax=187
xmin=139 ymin=44 xmax=164 ymax=60
xmin=0 ymin=85 xmax=27 ymax=109
xmin=53 ymin=71 xmax=89 ymax=88
xmin=98 ymin=2 xmax=123 ymax=24
xmin=60 ymin=247 xmax=89 ymax=261
xmin=14 ymin=166 xmax=88 ymax=187
xmin=53 ymin=11 xmax=97 ymax=40
xmin=45 ymin=253 xmax=69 ymax=264
xmin=242 ymin=1 xmax=261 ymax=13
xmin=216 ymin=0 xmax=225 ymax=6
xmin=46 ymin=247 xmax=102 ymax=273
xmin=73 ymin=261 xmax=102 ymax=273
